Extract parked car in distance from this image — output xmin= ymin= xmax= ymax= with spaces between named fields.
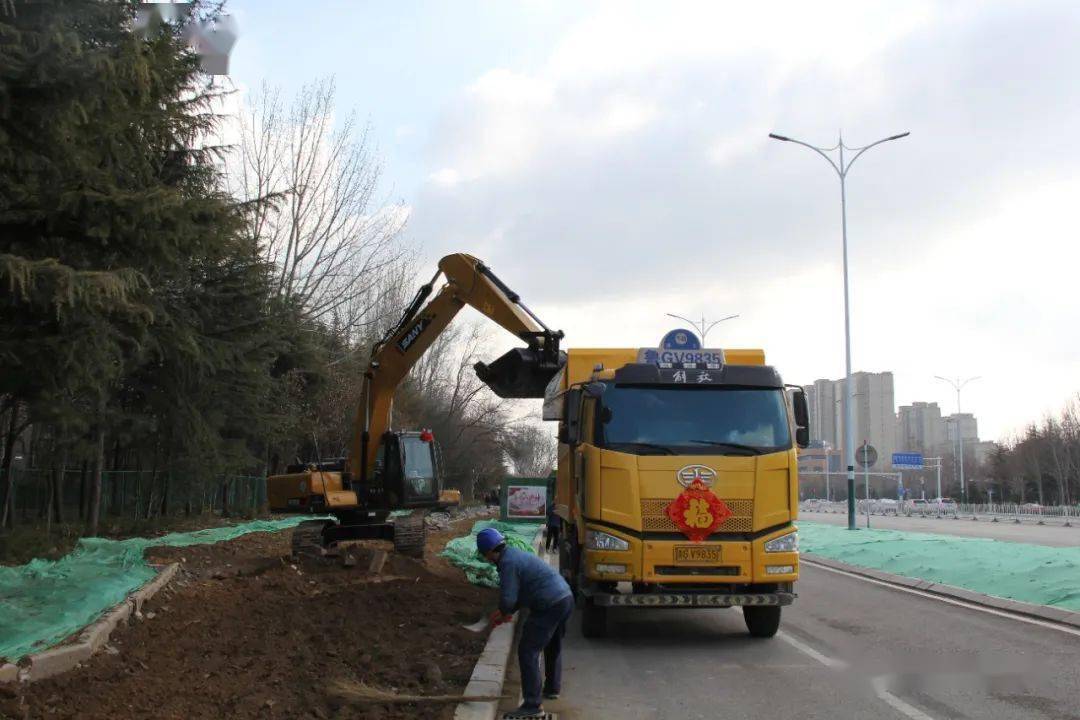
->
xmin=905 ymin=498 xmax=929 ymax=515
xmin=931 ymin=497 xmax=958 ymax=513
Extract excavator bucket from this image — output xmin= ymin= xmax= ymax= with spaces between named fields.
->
xmin=475 ymin=347 xmax=567 ymax=399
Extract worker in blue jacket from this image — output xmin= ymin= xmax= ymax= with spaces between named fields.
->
xmin=477 ymin=527 xmax=574 ymax=719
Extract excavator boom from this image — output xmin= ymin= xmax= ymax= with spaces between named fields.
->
xmin=349 ymin=253 xmax=564 ymax=482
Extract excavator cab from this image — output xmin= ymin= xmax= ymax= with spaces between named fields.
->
xmin=372 ymin=430 xmax=440 ymax=508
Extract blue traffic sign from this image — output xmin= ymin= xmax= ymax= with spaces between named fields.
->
xmin=892 ymin=452 xmax=924 ymax=469
xmin=660 ymin=328 xmax=701 ymax=350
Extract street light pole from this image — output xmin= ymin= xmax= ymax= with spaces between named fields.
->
xmin=771 ymin=130 xmax=909 ymax=530
xmin=935 ymin=375 xmax=980 ymax=504
xmin=664 ymin=312 xmax=739 ymax=346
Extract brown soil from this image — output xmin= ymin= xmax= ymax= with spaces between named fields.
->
xmin=3 ymin=518 xmax=496 ymax=720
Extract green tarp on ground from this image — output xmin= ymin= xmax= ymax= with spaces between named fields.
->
xmin=799 ymin=521 xmax=1080 ymax=610
xmin=0 ymin=517 xmax=321 ymax=662
xmin=440 ymin=520 xmax=543 ymax=588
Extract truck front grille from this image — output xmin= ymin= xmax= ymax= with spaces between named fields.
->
xmin=640 ymin=498 xmax=754 ymax=533
xmin=654 ymin=565 xmax=741 ymax=576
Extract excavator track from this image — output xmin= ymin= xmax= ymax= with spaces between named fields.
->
xmin=291 ymin=519 xmax=332 ymax=559
xmin=392 ymin=511 xmax=427 ymax=558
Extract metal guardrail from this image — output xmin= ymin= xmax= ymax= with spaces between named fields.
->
xmin=800 ymin=500 xmax=1079 ymax=527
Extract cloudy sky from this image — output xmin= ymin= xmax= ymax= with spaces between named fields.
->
xmin=228 ymin=0 xmax=1080 ymax=442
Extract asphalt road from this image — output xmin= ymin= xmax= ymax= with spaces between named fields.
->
xmin=500 ymin=562 xmax=1080 ymax=720
xmin=800 ymin=510 xmax=1080 ymax=547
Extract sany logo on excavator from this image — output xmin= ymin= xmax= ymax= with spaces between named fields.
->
xmin=677 ymin=464 xmax=717 ymax=488
xmin=396 ymin=316 xmax=432 ymax=353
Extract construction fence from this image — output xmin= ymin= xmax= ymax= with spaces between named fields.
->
xmin=0 ymin=468 xmax=267 ymax=524
xmin=802 ymin=499 xmax=1080 ymax=526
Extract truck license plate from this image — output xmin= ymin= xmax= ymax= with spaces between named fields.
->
xmin=287 ymin=498 xmax=300 ymax=507
xmin=674 ymin=546 xmax=720 ymax=564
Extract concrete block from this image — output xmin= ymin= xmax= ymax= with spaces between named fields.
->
xmin=468 ymin=662 xmax=507 ymax=685
xmin=477 ymin=624 xmax=515 ymax=664
xmin=78 ymin=601 xmax=132 ymax=652
xmin=26 ymin=642 xmax=93 ymax=682
xmin=461 ymin=678 xmax=503 ymax=698
xmin=0 ymin=663 xmax=19 ymax=684
xmin=454 ymin=699 xmax=497 ymax=720
xmin=131 ymin=564 xmax=178 ymax=613
xmin=367 ymin=549 xmax=388 ymax=575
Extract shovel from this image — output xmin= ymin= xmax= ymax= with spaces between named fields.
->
xmin=462 ymin=616 xmax=491 ymax=633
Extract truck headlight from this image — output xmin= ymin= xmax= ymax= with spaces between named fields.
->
xmin=585 ymin=530 xmax=629 ymax=552
xmin=764 ymin=531 xmax=798 ymax=553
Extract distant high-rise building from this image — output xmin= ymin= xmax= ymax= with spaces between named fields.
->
xmin=897 ymin=401 xmax=946 ymax=456
xmin=804 ymin=379 xmax=840 ymax=449
xmin=803 ymin=371 xmax=896 ymax=470
xmin=945 ymin=413 xmax=978 ymax=448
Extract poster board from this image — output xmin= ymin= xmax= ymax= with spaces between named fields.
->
xmin=499 ymin=477 xmax=552 ymax=522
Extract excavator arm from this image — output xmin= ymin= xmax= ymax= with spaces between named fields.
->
xmin=348 ymin=253 xmax=564 ymax=484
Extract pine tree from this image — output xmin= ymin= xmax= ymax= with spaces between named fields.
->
xmin=0 ymin=1 xmax=285 ymax=532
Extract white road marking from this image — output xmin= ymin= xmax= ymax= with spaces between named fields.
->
xmin=779 ymin=631 xmax=939 ymax=720
xmin=776 ymin=631 xmax=847 ymax=669
xmin=872 ymin=676 xmax=936 ymax=720
xmin=802 ymin=559 xmax=1080 ymax=639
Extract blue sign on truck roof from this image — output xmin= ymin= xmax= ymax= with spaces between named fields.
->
xmin=660 ymin=329 xmax=701 ymax=350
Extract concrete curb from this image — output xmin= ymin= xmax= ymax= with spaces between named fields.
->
xmin=1 ymin=563 xmax=179 ymax=684
xmin=802 ymin=553 xmax=1080 ymax=630
xmin=454 ymin=527 xmax=545 ymax=720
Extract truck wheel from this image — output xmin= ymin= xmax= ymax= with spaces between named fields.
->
xmin=743 ymin=606 xmax=781 ymax=638
xmin=561 ymin=529 xmax=580 ymax=600
xmin=581 ymin=598 xmax=607 ymax=639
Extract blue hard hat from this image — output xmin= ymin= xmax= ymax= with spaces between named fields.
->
xmin=476 ymin=527 xmax=506 ymax=554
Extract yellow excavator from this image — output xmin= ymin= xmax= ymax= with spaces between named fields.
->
xmin=266 ymin=253 xmax=564 ymax=557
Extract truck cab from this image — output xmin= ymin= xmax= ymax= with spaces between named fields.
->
xmin=547 ymin=348 xmax=809 ymax=638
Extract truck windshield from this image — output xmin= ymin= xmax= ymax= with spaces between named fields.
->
xmin=597 ymin=385 xmax=791 ymax=454
xmin=401 ymin=436 xmax=436 ymax=497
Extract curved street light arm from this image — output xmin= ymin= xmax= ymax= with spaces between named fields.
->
xmin=701 ymin=314 xmax=740 ymax=340
xmin=844 ymin=132 xmax=910 ymax=176
xmin=769 ymin=133 xmax=841 ymax=177
xmin=933 ymin=375 xmax=958 ymax=391
xmin=665 ymin=312 xmax=698 ymax=330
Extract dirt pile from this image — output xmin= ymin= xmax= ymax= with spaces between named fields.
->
xmin=2 ymin=521 xmax=495 ymax=720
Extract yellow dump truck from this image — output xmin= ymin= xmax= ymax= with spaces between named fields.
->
xmin=545 ymin=345 xmax=809 ymax=638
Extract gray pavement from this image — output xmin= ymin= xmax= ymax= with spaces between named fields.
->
xmin=800 ymin=510 xmax=1080 ymax=547
xmin=502 ymin=563 xmax=1080 ymax=719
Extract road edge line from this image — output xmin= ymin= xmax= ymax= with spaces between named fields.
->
xmin=802 ymin=553 xmax=1080 ymax=631
xmin=454 ymin=526 xmax=545 ymax=720
xmin=2 ymin=562 xmax=179 ymax=684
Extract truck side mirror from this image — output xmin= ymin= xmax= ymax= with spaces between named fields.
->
xmin=793 ymin=388 xmax=810 ymax=449
xmin=563 ymin=388 xmax=583 ymax=445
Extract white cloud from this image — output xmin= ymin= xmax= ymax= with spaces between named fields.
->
xmin=408 ymin=0 xmax=1080 ymax=440
xmin=429 ymin=167 xmax=461 ymax=187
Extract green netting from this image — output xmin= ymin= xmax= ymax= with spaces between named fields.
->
xmin=0 ymin=517 xmax=323 ymax=662
xmin=800 ymin=521 xmax=1080 ymax=610
xmin=439 ymin=520 xmax=543 ymax=588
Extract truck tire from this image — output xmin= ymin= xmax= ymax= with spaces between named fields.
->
xmin=581 ymin=598 xmax=607 ymax=638
xmin=743 ymin=606 xmax=781 ymax=638
xmin=561 ymin=527 xmax=580 ymax=600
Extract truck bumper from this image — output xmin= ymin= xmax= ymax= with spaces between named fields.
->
xmin=581 ymin=523 xmax=800 ymax=585
xmin=592 ymin=591 xmax=795 ymax=608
